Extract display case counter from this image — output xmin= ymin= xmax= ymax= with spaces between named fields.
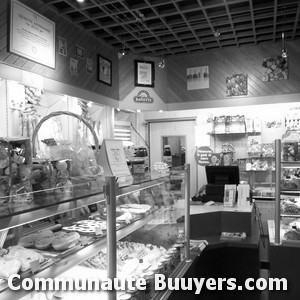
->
xmin=267 ymin=139 xmax=300 ymax=299
xmin=0 ymin=167 xmax=194 ymax=300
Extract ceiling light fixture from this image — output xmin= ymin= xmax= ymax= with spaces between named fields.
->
xmin=281 ymin=31 xmax=288 ymax=58
xmin=281 ymin=2 xmax=288 ymax=59
xmin=77 ymin=0 xmax=84 ymax=2
xmin=118 ymin=49 xmax=126 ymax=60
xmin=213 ymin=27 xmax=220 ymax=37
xmin=118 ymin=34 xmax=126 ymax=59
xmin=158 ymin=59 xmax=165 ymax=69
xmin=213 ymin=26 xmax=221 ymax=37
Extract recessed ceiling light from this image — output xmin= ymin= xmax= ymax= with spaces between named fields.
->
xmin=77 ymin=0 xmax=84 ymax=3
xmin=137 ymin=109 xmax=141 ymax=113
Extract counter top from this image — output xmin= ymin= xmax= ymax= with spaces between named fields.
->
xmin=192 ymin=220 xmax=260 ymax=250
xmin=190 ymin=202 xmax=260 ymax=249
xmin=190 ymin=201 xmax=253 ymax=215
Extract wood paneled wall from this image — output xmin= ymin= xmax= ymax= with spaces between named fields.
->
xmin=0 ymin=0 xmax=119 ymax=102
xmin=119 ymin=40 xmax=300 ymax=108
xmin=119 ymin=55 xmax=168 ymax=106
xmin=1 ymin=0 xmax=300 ymax=109
xmin=166 ymin=40 xmax=300 ymax=105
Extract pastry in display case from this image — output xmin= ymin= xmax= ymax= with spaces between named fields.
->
xmin=269 ymin=139 xmax=300 ymax=245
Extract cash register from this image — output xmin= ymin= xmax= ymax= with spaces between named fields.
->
xmin=204 ymin=165 xmax=240 ymax=203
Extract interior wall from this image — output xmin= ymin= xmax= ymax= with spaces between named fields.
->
xmin=143 ymin=101 xmax=300 ymax=195
xmin=0 ymin=0 xmax=119 ymax=105
xmin=166 ymin=41 xmax=300 ymax=105
xmin=0 ymin=79 xmax=8 ymax=137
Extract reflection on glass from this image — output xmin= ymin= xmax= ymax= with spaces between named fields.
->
xmin=162 ymin=136 xmax=186 ymax=167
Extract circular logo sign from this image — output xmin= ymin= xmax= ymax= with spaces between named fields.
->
xmin=195 ymin=146 xmax=213 ymax=166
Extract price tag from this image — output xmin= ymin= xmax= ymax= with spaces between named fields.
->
xmin=30 ymin=259 xmax=41 ymax=274
xmin=95 ymin=226 xmax=103 ymax=236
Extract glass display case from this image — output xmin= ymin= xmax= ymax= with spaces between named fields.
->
xmin=237 ymin=156 xmax=275 ymax=200
xmin=269 ymin=139 xmax=300 ymax=246
xmin=0 ymin=166 xmax=191 ymax=300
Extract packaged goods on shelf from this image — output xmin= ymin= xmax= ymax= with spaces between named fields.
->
xmin=245 ymin=118 xmax=254 ymax=133
xmin=214 ymin=115 xmax=226 ymax=134
xmin=31 ymin=158 xmax=72 ymax=193
xmin=206 ymin=113 xmax=214 ymax=134
xmin=247 ymin=135 xmax=262 ymax=157
xmin=282 ymin=131 xmax=300 ymax=161
xmin=211 ymin=115 xmax=246 ymax=134
xmin=253 ymin=117 xmax=261 ymax=133
xmin=285 ymin=107 xmax=300 ymax=131
xmin=226 ymin=115 xmax=245 ymax=133
xmin=0 ymin=137 xmax=32 ymax=203
xmin=261 ymin=143 xmax=275 ymax=157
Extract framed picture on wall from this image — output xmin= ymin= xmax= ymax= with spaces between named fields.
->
xmin=134 ymin=60 xmax=155 ymax=87
xmin=97 ymin=55 xmax=112 ymax=86
xmin=58 ymin=36 xmax=67 ymax=56
xmin=86 ymin=57 xmax=93 ymax=75
xmin=75 ymin=45 xmax=84 ymax=58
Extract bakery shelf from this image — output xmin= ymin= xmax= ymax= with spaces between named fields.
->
xmin=281 ymin=214 xmax=300 ymax=218
xmin=246 ymin=170 xmax=275 ymax=172
xmin=253 ymin=196 xmax=275 ymax=200
xmin=273 ymin=139 xmax=300 ymax=245
xmin=209 ymin=132 xmax=246 ymax=136
xmin=281 ymin=161 xmax=300 ymax=168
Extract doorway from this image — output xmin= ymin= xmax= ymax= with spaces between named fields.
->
xmin=148 ymin=118 xmax=196 ymax=196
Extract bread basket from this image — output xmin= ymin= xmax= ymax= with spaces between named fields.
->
xmin=32 ymin=110 xmax=100 ymax=163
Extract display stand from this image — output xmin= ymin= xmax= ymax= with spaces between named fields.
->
xmin=99 ymin=139 xmax=133 ymax=184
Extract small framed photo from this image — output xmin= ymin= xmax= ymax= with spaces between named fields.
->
xmin=86 ymin=57 xmax=93 ymax=75
xmin=135 ymin=60 xmax=155 ymax=87
xmin=75 ymin=45 xmax=84 ymax=58
xmin=97 ymin=55 xmax=112 ymax=86
xmin=70 ymin=58 xmax=78 ymax=76
xmin=58 ymin=36 xmax=67 ymax=56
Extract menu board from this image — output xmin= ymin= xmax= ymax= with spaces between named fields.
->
xmin=10 ymin=0 xmax=56 ymax=68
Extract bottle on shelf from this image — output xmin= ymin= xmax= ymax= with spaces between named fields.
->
xmin=176 ymin=229 xmax=186 ymax=261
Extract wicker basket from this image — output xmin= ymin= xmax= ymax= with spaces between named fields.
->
xmin=32 ymin=111 xmax=100 ymax=164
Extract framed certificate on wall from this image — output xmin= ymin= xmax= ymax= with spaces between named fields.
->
xmin=134 ymin=60 xmax=155 ymax=87
xmin=9 ymin=0 xmax=56 ymax=68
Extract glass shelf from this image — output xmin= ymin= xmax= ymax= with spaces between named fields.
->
xmin=0 ymin=173 xmax=170 ymax=230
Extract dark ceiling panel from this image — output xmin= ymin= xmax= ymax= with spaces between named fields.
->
xmin=40 ymin=0 xmax=300 ymax=56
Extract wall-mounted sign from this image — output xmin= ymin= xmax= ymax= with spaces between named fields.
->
xmin=98 ymin=139 xmax=132 ymax=183
xmin=9 ymin=0 xmax=56 ymax=69
xmin=195 ymin=146 xmax=213 ymax=166
xmin=134 ymin=90 xmax=154 ymax=103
